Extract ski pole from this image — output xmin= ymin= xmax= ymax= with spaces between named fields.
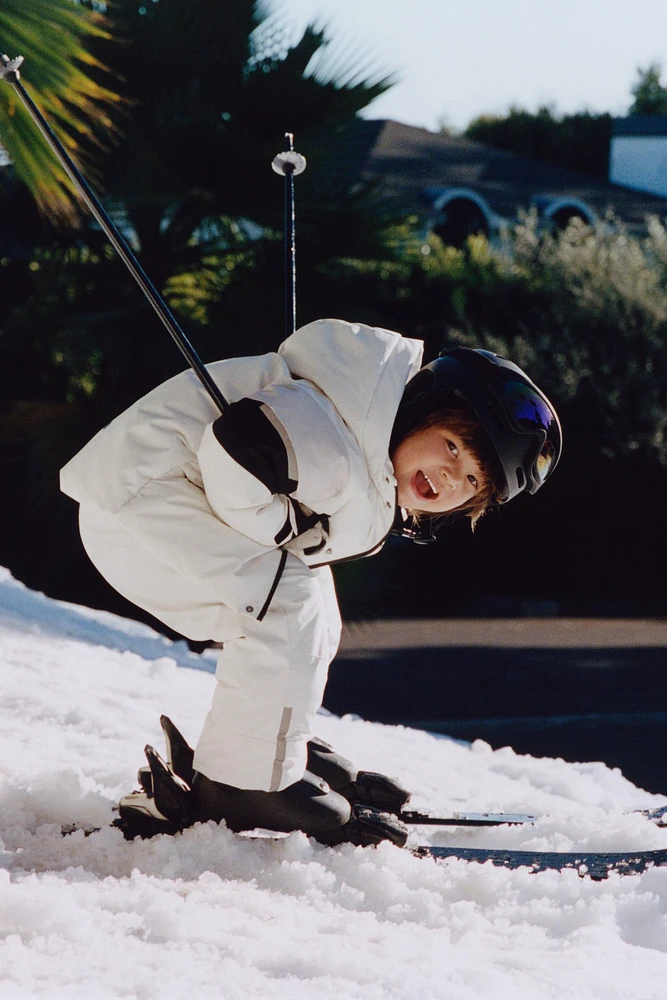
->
xmin=271 ymin=133 xmax=306 ymax=337
xmin=0 ymin=54 xmax=229 ymax=414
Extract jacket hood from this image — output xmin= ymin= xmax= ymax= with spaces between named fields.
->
xmin=279 ymin=319 xmax=423 ymax=482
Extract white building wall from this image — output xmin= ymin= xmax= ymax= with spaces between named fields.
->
xmin=609 ymin=136 xmax=667 ymax=198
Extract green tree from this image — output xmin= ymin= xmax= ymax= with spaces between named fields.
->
xmin=629 ymin=63 xmax=667 ymax=115
xmin=463 ymin=105 xmax=612 ymax=179
xmin=0 ymin=0 xmax=119 ymax=222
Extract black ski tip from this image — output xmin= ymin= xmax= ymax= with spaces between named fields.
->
xmin=144 ymin=744 xmax=194 ymax=827
xmin=144 ymin=743 xmax=162 ymax=768
xmin=114 ymin=808 xmax=181 ymax=841
xmin=159 ymin=716 xmax=195 ymax=786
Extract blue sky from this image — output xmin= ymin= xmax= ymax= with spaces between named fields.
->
xmin=269 ymin=0 xmax=667 ymax=131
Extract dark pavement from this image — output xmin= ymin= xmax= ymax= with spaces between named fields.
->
xmin=325 ymin=619 xmax=667 ymax=793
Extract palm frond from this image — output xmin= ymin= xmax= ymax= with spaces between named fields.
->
xmin=245 ymin=24 xmax=394 ymax=127
xmin=302 ymin=26 xmax=396 ymax=98
xmin=0 ymin=0 xmax=121 ymax=223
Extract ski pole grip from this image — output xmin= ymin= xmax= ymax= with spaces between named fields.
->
xmin=0 ymin=54 xmax=24 ymax=80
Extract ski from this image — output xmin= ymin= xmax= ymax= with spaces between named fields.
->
xmin=401 ymin=810 xmax=538 ymax=826
xmin=59 ymin=821 xmax=667 ymax=879
xmin=413 ymin=844 xmax=667 ymax=879
xmin=62 ymin=802 xmax=667 ymax=837
xmin=400 ymin=805 xmax=667 ymax=828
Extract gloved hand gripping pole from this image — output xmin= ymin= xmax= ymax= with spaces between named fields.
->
xmin=0 ymin=55 xmax=229 ymax=414
xmin=272 ymin=134 xmax=306 ymax=338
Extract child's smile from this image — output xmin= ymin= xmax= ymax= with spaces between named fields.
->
xmin=391 ymin=424 xmax=483 ymax=513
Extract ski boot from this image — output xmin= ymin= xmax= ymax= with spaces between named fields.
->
xmin=151 ymin=718 xmax=411 ymax=816
xmin=190 ymin=770 xmax=408 ymax=848
xmin=116 ymin=743 xmax=194 ymax=840
xmin=307 ymin=736 xmax=412 ymax=815
xmin=190 ymin=769 xmax=352 ymax=838
xmin=122 ymin=717 xmax=352 ymax=843
xmin=132 ymin=717 xmax=409 ymax=847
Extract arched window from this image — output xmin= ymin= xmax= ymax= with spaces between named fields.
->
xmin=537 ymin=197 xmax=595 ymax=232
xmin=549 ymin=206 xmax=590 ymax=230
xmin=432 ymin=196 xmax=490 ymax=248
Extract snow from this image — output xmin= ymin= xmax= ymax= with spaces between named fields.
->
xmin=2 ymin=568 xmax=667 ymax=998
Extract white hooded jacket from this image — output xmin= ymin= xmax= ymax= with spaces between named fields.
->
xmin=60 ymin=319 xmax=423 ymax=637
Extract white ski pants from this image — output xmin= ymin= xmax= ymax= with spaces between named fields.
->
xmin=194 ymin=557 xmax=340 ymax=790
xmin=78 ymin=503 xmax=342 ymax=791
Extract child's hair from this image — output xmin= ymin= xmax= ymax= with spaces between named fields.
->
xmin=396 ymin=395 xmax=505 ymax=528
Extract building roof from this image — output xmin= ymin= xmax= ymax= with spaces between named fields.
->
xmin=347 ymin=119 xmax=667 ymax=233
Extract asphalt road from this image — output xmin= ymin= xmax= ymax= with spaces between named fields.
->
xmin=325 ymin=619 xmax=667 ymax=794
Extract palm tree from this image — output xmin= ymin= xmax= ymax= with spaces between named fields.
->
xmin=90 ymin=0 xmax=393 ymax=262
xmin=0 ymin=0 xmax=119 ymax=222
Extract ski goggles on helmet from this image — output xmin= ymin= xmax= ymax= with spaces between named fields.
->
xmin=495 ymin=380 xmax=560 ymax=488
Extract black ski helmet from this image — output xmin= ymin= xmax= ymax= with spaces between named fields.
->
xmin=393 ymin=346 xmax=562 ymax=503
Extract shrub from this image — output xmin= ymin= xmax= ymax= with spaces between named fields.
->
xmin=415 ymin=213 xmax=667 ymax=465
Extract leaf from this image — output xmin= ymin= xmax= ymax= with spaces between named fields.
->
xmin=0 ymin=0 xmax=121 ymax=223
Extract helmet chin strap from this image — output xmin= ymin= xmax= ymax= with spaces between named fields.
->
xmin=390 ymin=508 xmax=437 ymax=544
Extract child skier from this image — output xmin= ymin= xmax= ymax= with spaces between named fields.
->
xmin=60 ymin=318 xmax=561 ymax=845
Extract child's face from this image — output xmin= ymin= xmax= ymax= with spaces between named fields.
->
xmin=392 ymin=424 xmax=483 ymax=513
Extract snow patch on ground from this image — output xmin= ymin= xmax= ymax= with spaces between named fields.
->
xmin=0 ymin=567 xmax=215 ymax=672
xmin=2 ymin=568 xmax=667 ymax=998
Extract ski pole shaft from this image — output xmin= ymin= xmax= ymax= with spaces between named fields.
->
xmin=271 ymin=134 xmax=306 ymax=338
xmin=284 ymin=133 xmax=296 ymax=337
xmin=0 ymin=55 xmax=229 ymax=414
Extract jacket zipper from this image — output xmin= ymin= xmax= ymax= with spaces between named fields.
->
xmin=310 ymin=499 xmax=397 ymax=569
xmin=257 ymin=549 xmax=288 ymax=621
xmin=309 ymin=526 xmax=393 ymax=568
xmin=258 ymin=493 xmax=396 ymax=616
